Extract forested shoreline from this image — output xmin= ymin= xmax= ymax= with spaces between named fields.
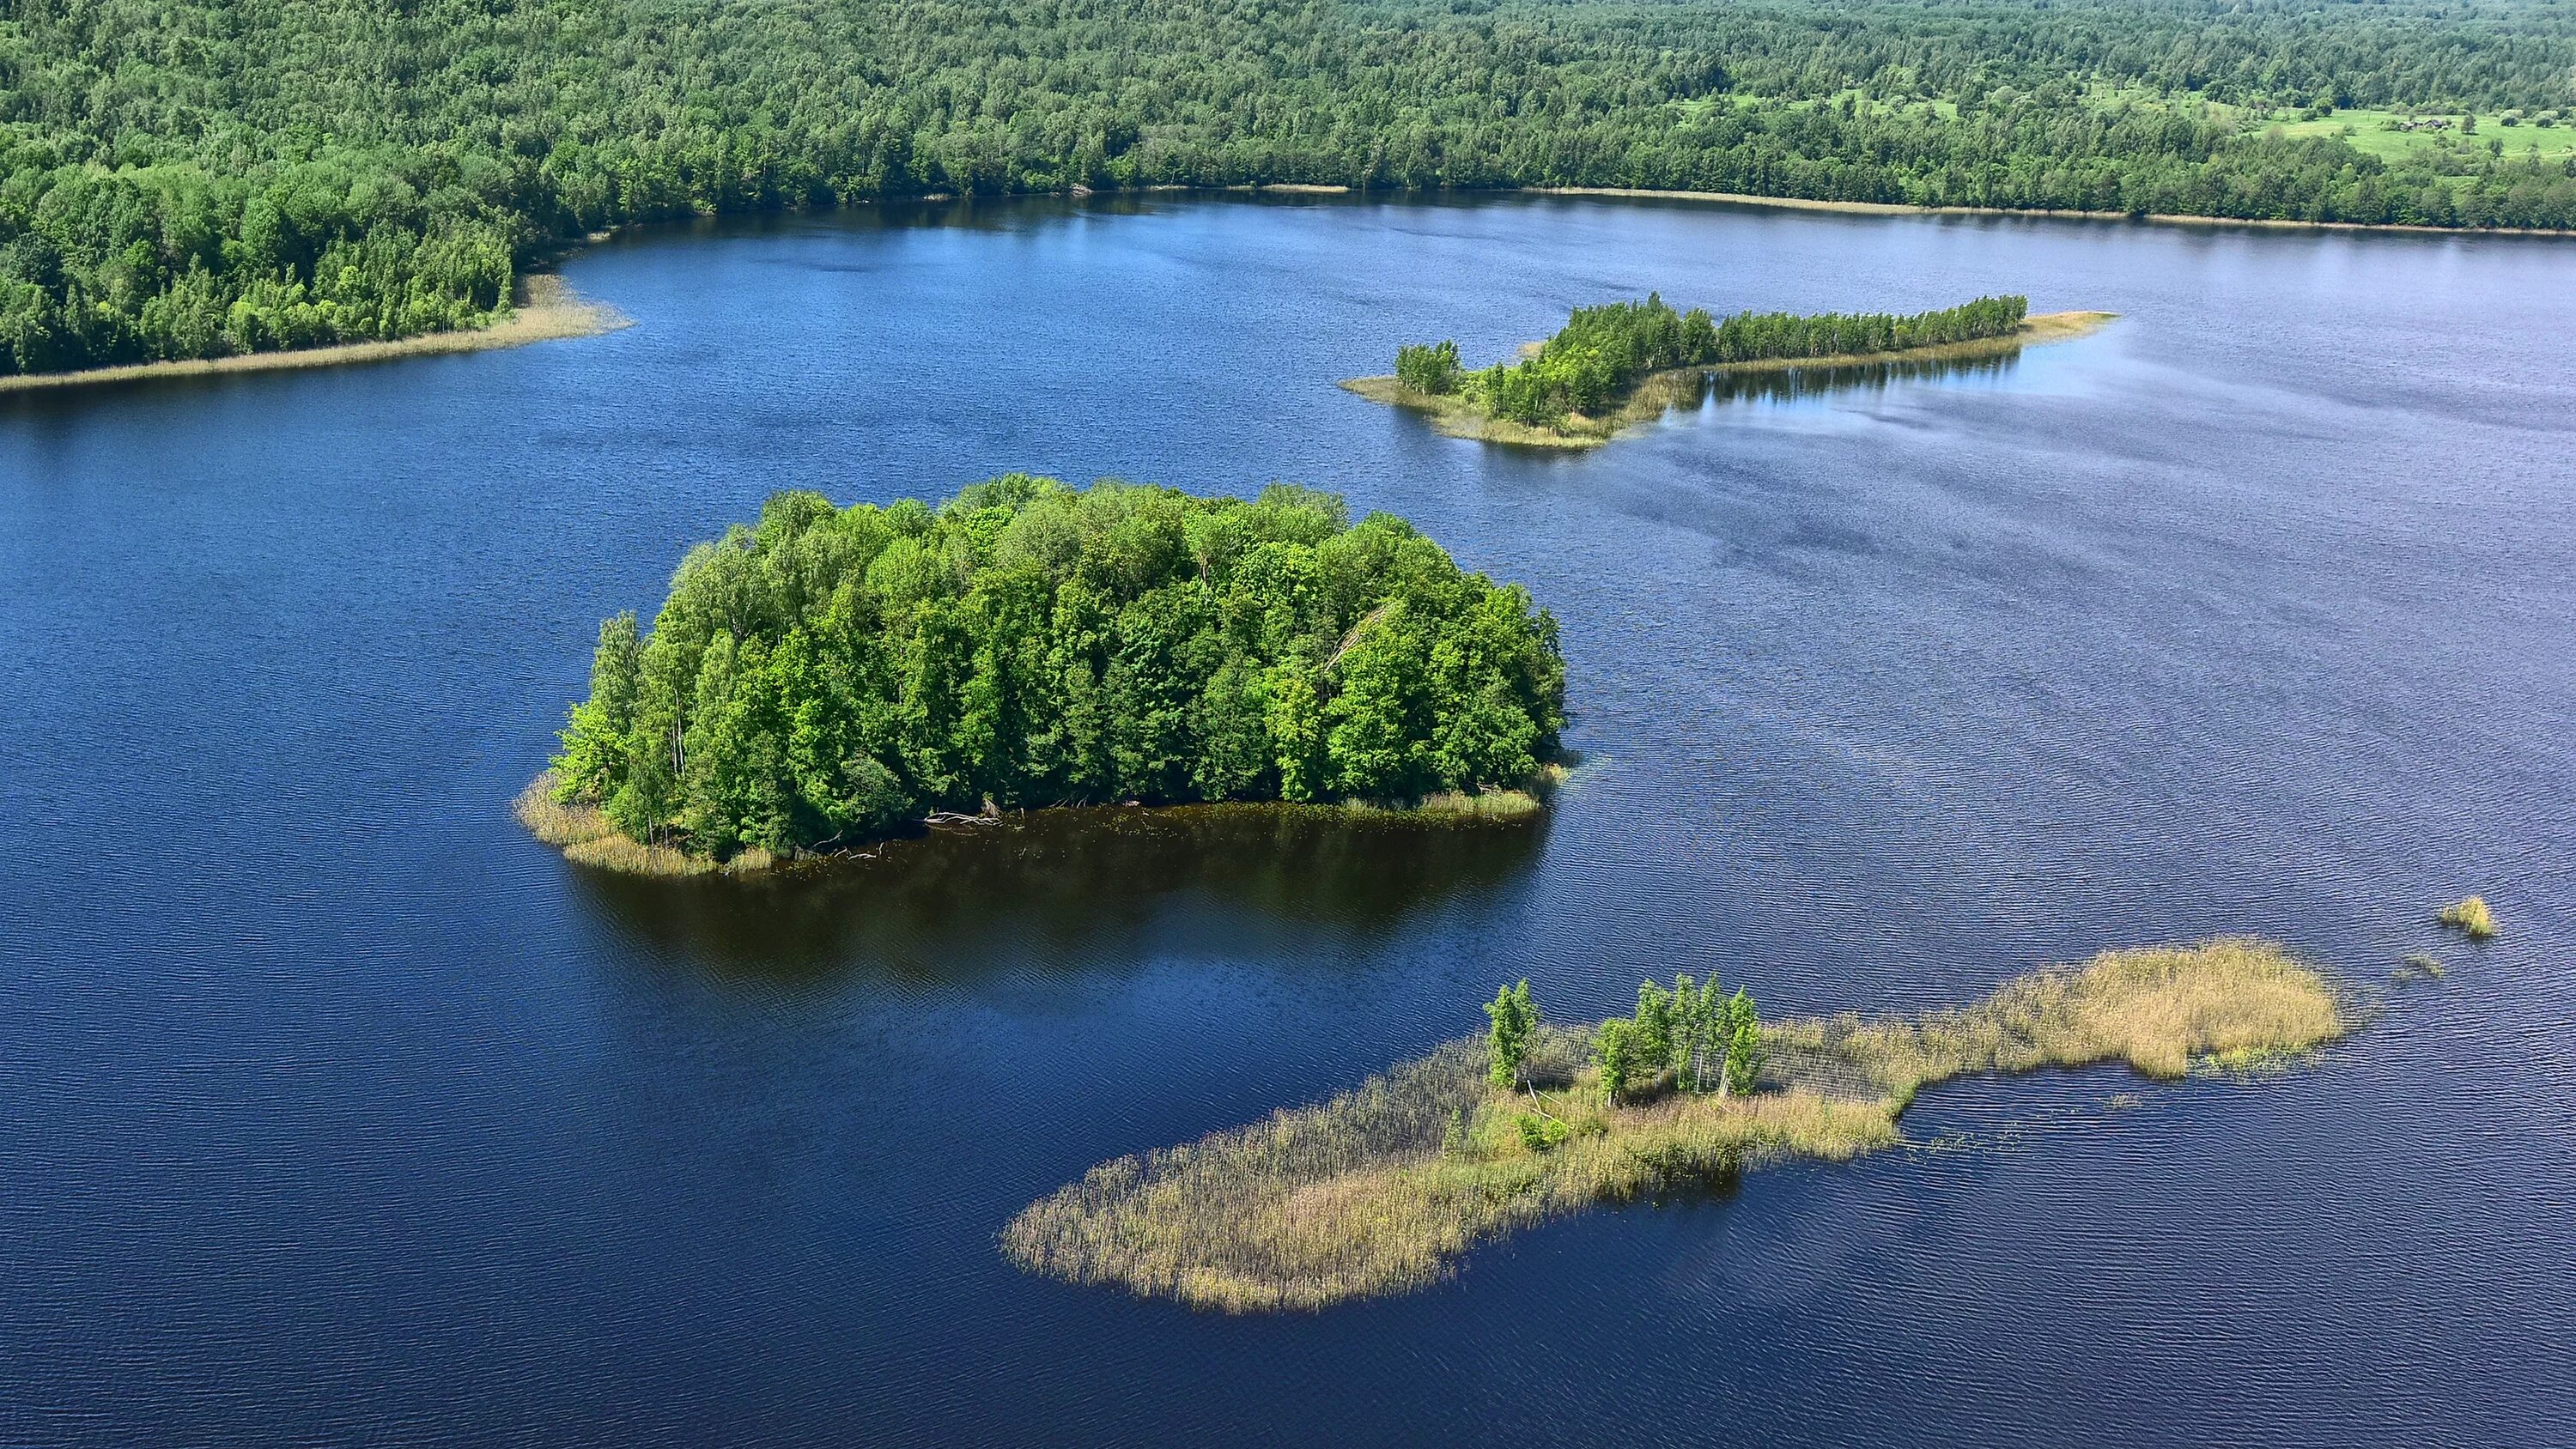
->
xmin=541 ymin=478 xmax=1565 ymax=867
xmin=7 ymin=0 xmax=2576 ymax=376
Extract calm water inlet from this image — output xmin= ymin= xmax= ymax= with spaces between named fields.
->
xmin=3 ymin=196 xmax=2572 ymax=1446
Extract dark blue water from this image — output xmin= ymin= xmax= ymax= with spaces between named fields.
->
xmin=4 ymin=195 xmax=2572 ymax=1446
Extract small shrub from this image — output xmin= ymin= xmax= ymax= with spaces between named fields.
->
xmin=2439 ymin=896 xmax=2497 ymax=939
xmin=1516 ymin=1113 xmax=1570 ymax=1151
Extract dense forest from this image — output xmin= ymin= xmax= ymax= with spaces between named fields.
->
xmin=1400 ymin=292 xmax=2026 ymax=424
xmin=546 ymin=477 xmax=1565 ymax=862
xmin=5 ymin=0 xmax=2573 ymax=374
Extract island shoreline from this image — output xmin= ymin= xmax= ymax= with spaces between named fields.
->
xmin=516 ymin=766 xmax=1565 ymax=878
xmin=1344 ymin=309 xmax=2117 ymax=448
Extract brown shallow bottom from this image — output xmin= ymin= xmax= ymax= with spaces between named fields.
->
xmin=0 ymin=275 xmax=628 ymax=394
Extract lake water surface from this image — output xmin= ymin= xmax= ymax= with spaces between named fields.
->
xmin=3 ymin=195 xmax=2573 ymax=1446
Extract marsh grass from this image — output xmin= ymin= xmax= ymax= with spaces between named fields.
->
xmin=2439 ymin=896 xmax=2497 ymax=939
xmin=513 ymin=773 xmax=726 ymax=876
xmin=1772 ymin=937 xmax=2344 ymax=1087
xmin=1365 ymin=787 xmax=1544 ymax=820
xmin=1003 ymin=938 xmax=2344 ymax=1312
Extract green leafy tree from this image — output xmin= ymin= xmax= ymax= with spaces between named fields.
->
xmin=1668 ymin=973 xmax=1716 ymax=1091
xmin=1633 ymin=979 xmax=1674 ymax=1070
xmin=1485 ymin=979 xmax=1537 ymax=1088
xmin=1723 ymin=988 xmax=1765 ymax=1098
xmin=1394 ymin=340 xmax=1462 ymax=394
xmin=1595 ymin=1016 xmax=1637 ymax=1103
xmin=553 ymin=612 xmax=640 ymax=799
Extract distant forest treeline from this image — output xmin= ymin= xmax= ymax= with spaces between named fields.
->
xmin=6 ymin=0 xmax=2576 ymax=373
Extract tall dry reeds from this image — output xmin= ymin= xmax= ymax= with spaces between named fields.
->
xmin=512 ymin=772 xmax=723 ymax=876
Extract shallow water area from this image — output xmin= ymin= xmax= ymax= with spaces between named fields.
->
xmin=3 ymin=193 xmax=2572 ymax=1445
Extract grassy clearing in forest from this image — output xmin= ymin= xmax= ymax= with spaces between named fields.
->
xmin=2265 ymin=108 xmax=2576 ymax=166
xmin=1003 ymin=937 xmax=2344 ymax=1312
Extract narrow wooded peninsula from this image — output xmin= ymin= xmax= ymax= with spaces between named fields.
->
xmin=1005 ymin=938 xmax=2347 ymax=1311
xmin=525 ymin=477 xmax=1566 ymax=874
xmin=1346 ymin=294 xmax=2112 ymax=446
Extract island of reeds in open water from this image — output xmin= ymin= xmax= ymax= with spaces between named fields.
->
xmin=1005 ymin=939 xmax=2347 ymax=1311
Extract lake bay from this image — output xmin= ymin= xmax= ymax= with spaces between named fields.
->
xmin=3 ymin=194 xmax=2570 ymax=1445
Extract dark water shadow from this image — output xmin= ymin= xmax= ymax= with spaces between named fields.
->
xmin=563 ymin=803 xmax=1554 ymax=982
xmin=632 ymin=191 xmax=1207 ymax=251
xmin=1440 ymin=349 xmax=2032 ymax=458
xmin=1648 ymin=349 xmax=2026 ymax=422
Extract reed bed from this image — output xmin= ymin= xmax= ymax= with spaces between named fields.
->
xmin=513 ymin=773 xmax=726 ymax=876
xmin=1004 ymin=938 xmax=2345 ymax=1312
xmin=1773 ymin=937 xmax=2345 ymax=1088
xmin=1388 ymin=788 xmax=1544 ymax=820
xmin=2439 ymin=896 xmax=2498 ymax=939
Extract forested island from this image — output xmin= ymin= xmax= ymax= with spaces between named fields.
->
xmin=525 ymin=478 xmax=1566 ymax=874
xmin=7 ymin=0 xmax=2576 ymax=378
xmin=1347 ymin=294 xmax=2108 ymax=446
xmin=1005 ymin=938 xmax=2348 ymax=1310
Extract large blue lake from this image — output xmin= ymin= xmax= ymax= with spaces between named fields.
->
xmin=3 ymin=195 xmax=2571 ymax=1445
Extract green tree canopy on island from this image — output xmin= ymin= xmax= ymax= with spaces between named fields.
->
xmin=1401 ymin=292 xmax=2029 ymax=426
xmin=550 ymin=477 xmax=1566 ymax=861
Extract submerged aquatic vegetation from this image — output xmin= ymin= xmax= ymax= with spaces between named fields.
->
xmin=1004 ymin=938 xmax=2344 ymax=1312
xmin=2394 ymin=952 xmax=2448 ymax=983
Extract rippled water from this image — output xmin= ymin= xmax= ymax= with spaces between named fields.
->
xmin=3 ymin=195 xmax=2571 ymax=1446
